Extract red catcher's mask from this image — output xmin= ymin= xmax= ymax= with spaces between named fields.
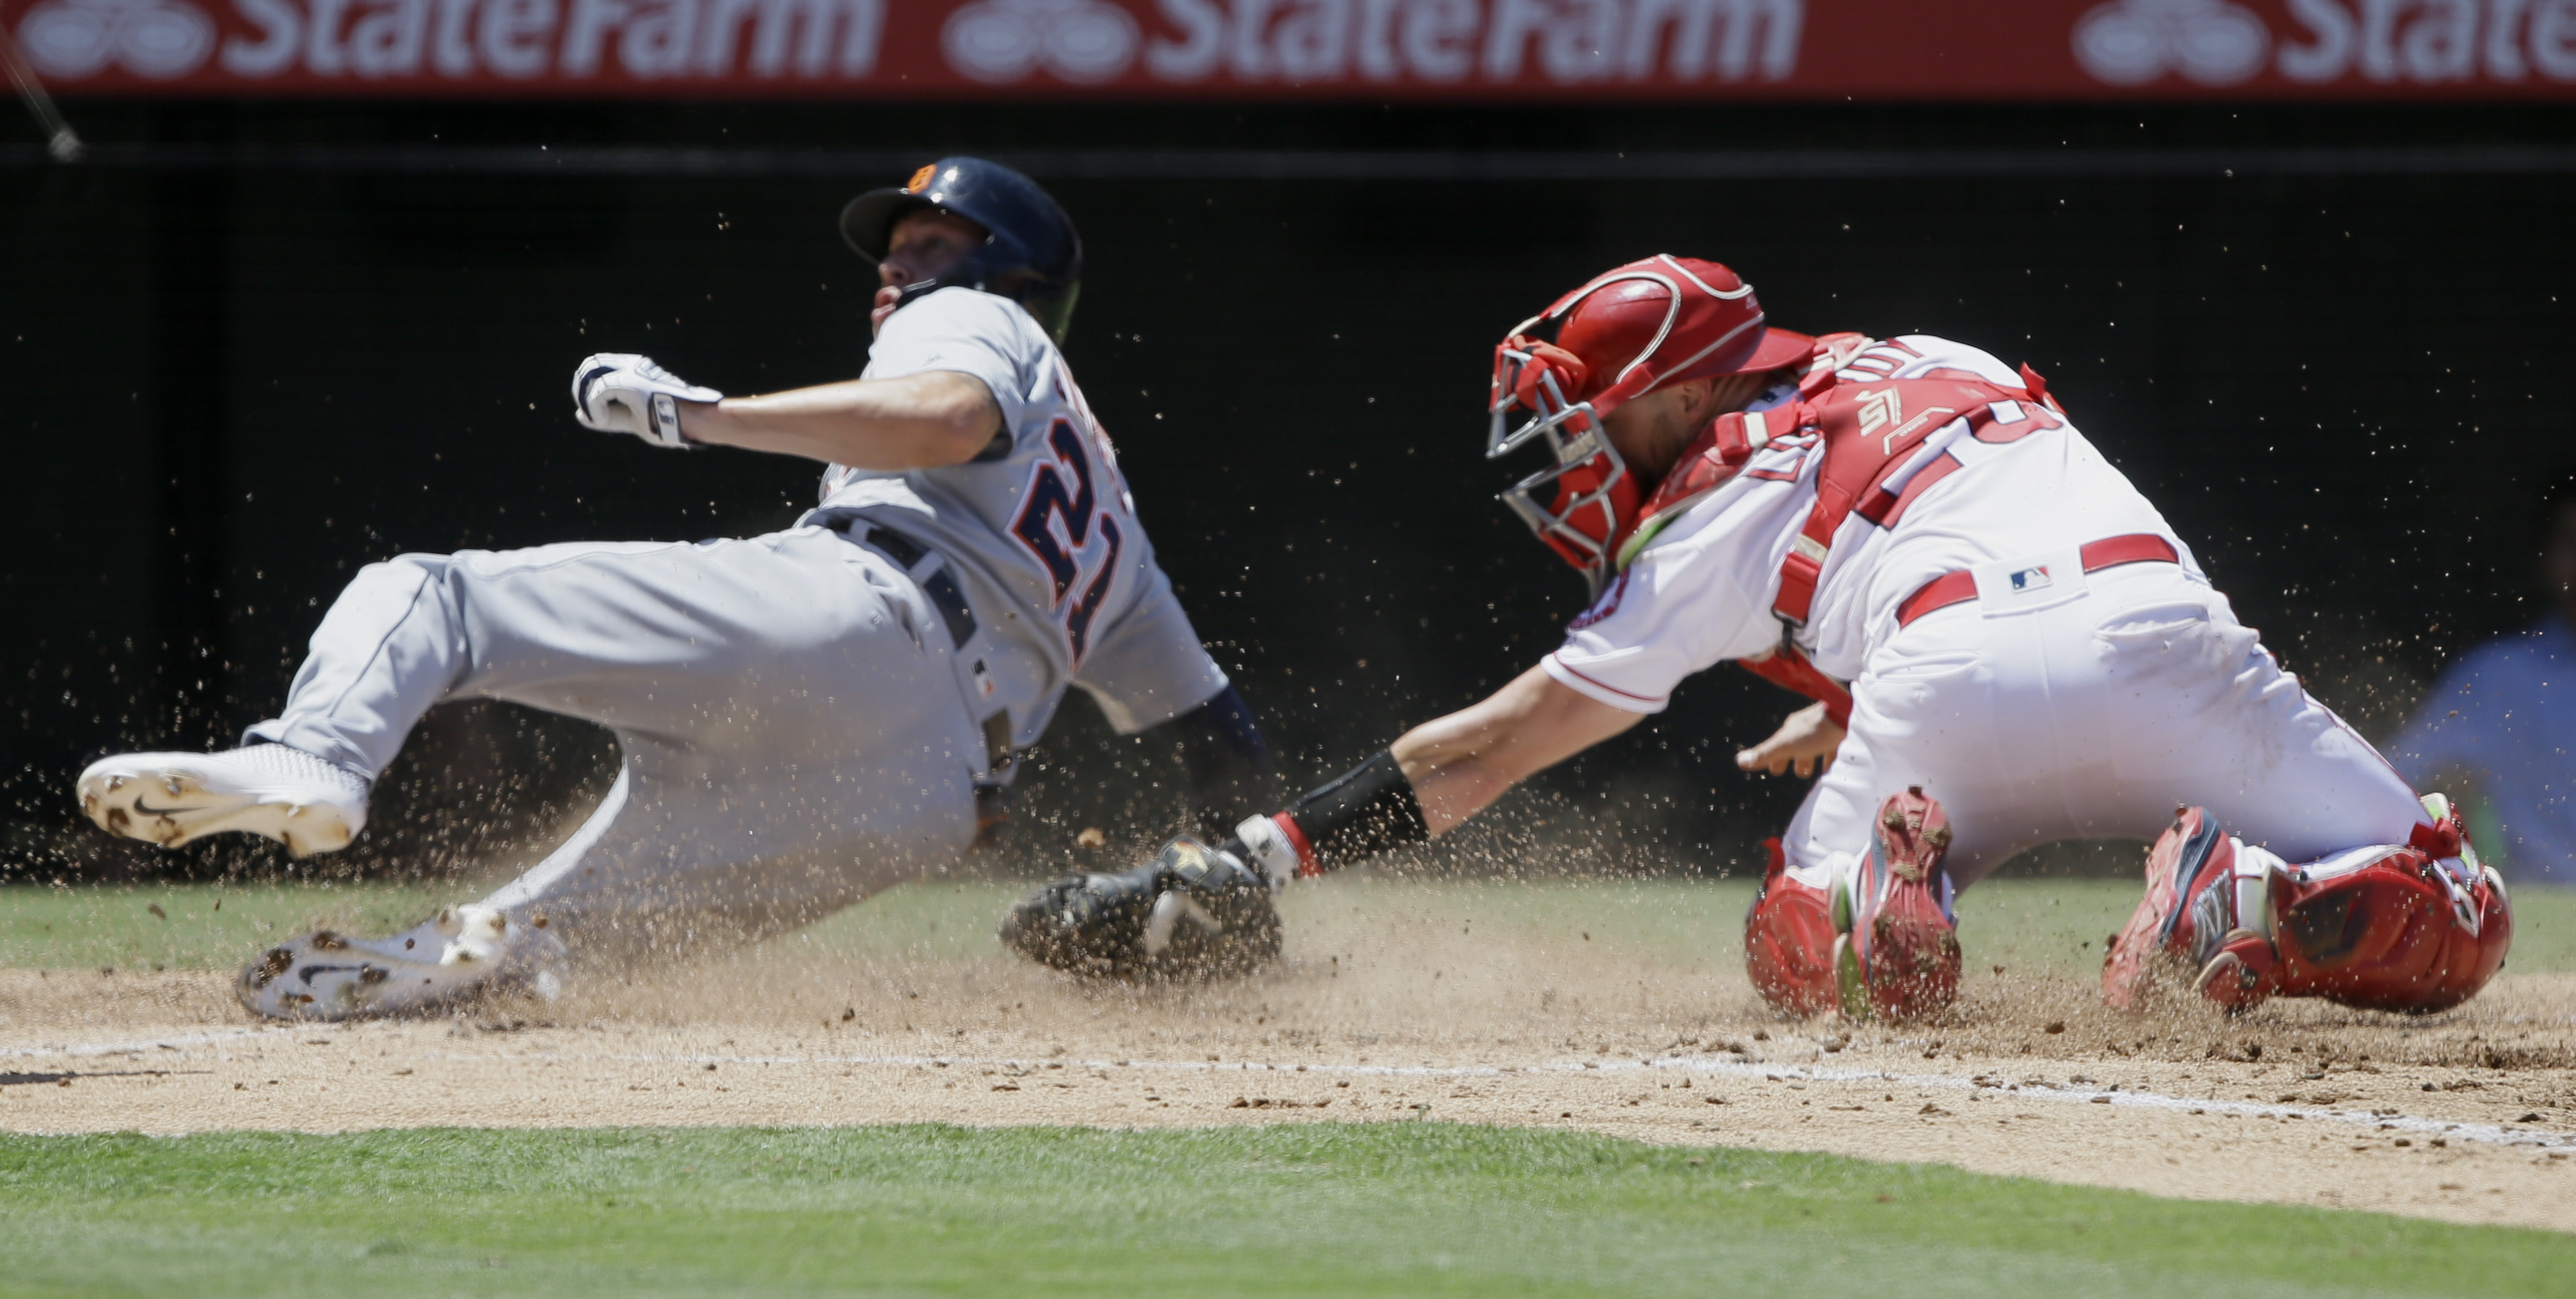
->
xmin=1488 ymin=255 xmax=1815 ymax=595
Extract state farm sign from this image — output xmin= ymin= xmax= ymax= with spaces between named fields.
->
xmin=14 ymin=0 xmax=888 ymax=82
xmin=9 ymin=0 xmax=2572 ymax=97
xmin=2072 ymin=0 xmax=2576 ymax=86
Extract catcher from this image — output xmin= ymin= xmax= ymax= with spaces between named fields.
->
xmin=1004 ymin=254 xmax=2512 ymax=1021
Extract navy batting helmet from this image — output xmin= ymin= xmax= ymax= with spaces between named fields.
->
xmin=840 ymin=157 xmax=1083 ymax=343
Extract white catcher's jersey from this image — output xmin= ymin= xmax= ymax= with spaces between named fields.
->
xmin=806 ymin=287 xmax=1227 ymax=747
xmin=1545 ymin=335 xmax=2200 ymax=712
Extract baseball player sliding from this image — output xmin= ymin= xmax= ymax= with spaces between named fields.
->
xmin=1008 ymin=255 xmax=2512 ymax=1021
xmin=77 ymin=158 xmax=1277 ymax=1019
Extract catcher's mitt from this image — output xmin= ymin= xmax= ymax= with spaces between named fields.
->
xmin=1000 ymin=836 xmax=1282 ymax=980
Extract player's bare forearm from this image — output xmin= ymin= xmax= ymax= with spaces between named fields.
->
xmin=1391 ymin=665 xmax=1644 ymax=836
xmin=680 ymin=371 xmax=1001 ymax=469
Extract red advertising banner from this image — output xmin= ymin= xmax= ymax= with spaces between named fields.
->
xmin=9 ymin=0 xmax=2575 ymax=99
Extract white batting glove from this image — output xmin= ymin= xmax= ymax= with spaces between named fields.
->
xmin=570 ymin=353 xmax=723 ymax=449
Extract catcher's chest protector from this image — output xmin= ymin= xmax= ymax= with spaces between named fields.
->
xmin=1617 ymin=335 xmax=2068 ymax=724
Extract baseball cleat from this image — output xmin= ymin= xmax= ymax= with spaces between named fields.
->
xmin=2102 ymin=805 xmax=2241 ymax=1011
xmin=78 ymin=744 xmax=370 ymax=858
xmin=1001 ymin=836 xmax=1283 ymax=980
xmin=1831 ymin=786 xmax=1962 ymax=1021
xmin=237 ymin=903 xmax=567 ymax=1021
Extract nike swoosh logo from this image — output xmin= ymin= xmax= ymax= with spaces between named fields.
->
xmin=132 ymin=798 xmax=210 ymax=815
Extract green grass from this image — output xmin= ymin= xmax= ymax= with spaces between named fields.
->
xmin=0 ymin=880 xmax=1035 ymax=974
xmin=0 ymin=881 xmax=448 ymax=972
xmin=1 ymin=1124 xmax=2568 ymax=1297
xmin=7 ymin=877 xmax=2573 ymax=980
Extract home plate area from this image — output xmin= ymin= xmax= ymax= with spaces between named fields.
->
xmin=5 ymin=877 xmax=2574 ymax=1233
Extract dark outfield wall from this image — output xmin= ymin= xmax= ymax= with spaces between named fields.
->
xmin=1 ymin=101 xmax=2570 ymax=881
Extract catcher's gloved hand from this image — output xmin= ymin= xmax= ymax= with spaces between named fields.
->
xmin=1000 ymin=836 xmax=1283 ymax=980
xmin=570 ymin=353 xmax=723 ymax=449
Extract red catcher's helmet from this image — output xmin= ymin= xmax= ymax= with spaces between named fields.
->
xmin=1488 ymin=255 xmax=1815 ymax=594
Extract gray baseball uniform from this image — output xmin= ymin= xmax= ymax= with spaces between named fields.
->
xmin=810 ymin=285 xmax=1227 ymax=746
xmin=245 ymin=286 xmax=1228 ymax=956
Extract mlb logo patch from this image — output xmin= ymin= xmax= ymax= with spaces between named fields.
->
xmin=1970 ymin=548 xmax=2084 ymax=612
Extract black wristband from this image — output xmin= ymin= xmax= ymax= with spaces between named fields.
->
xmin=1287 ymin=750 xmax=1430 ymax=868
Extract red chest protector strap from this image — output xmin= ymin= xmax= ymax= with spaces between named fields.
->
xmin=1611 ymin=345 xmax=2066 ymax=732
xmin=1609 ymin=400 xmax=1792 ymax=568
xmin=1626 ymin=408 xmax=1858 ymax=729
xmin=1737 ymin=645 xmax=1854 ymax=729
xmin=1770 ymin=361 xmax=2064 ymax=628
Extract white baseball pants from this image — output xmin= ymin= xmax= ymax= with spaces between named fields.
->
xmin=1784 ymin=559 xmax=2425 ymax=901
xmin=246 ymin=526 xmax=986 ymax=956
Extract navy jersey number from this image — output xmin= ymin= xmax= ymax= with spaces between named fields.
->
xmin=1011 ymin=419 xmax=1124 ymax=661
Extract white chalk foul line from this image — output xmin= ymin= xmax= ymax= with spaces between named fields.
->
xmin=572 ymin=1047 xmax=2576 ymax=1151
xmin=0 ymin=1026 xmax=286 ymax=1060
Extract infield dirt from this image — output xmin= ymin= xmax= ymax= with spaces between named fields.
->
xmin=6 ymin=877 xmax=2574 ymax=1233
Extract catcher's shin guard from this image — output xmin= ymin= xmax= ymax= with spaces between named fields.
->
xmin=2104 ymin=799 xmax=2512 ymax=1015
xmin=1743 ymin=838 xmax=1837 ymax=1015
xmin=1831 ymin=787 xmax=1962 ymax=1021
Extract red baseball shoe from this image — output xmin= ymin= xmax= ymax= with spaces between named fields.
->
xmin=2102 ymin=806 xmax=2237 ymax=1011
xmin=1831 ymin=786 xmax=1962 ymax=1021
